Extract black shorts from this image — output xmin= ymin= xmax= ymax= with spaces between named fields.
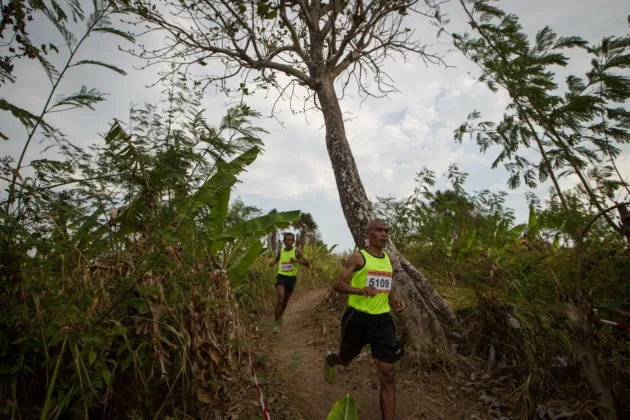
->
xmin=276 ymin=274 xmax=297 ymax=293
xmin=339 ymin=307 xmax=404 ymax=364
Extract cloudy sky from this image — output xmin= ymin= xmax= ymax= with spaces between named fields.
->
xmin=2 ymin=0 xmax=629 ymax=251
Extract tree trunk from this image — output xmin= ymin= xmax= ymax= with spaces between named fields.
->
xmin=315 ymin=79 xmax=459 ymax=353
xmin=564 ymin=301 xmax=617 ymax=420
xmin=572 ymin=234 xmax=618 ymax=418
xmin=616 ymin=203 xmax=630 ymax=247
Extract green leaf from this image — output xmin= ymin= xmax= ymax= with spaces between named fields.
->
xmin=219 ymin=210 xmax=301 ymax=239
xmin=88 ymin=351 xmax=97 ymax=365
xmin=93 ymin=27 xmax=135 ymax=43
xmin=456 ymin=229 xmax=477 ymax=257
xmin=507 ymin=224 xmax=526 ymax=242
xmin=257 ymin=1 xmax=270 ymax=17
xmin=51 ymin=86 xmax=107 ymax=111
xmin=101 ymin=369 xmax=112 ymax=385
xmin=0 ymin=98 xmax=51 ymax=130
xmin=72 ymin=60 xmax=127 ymax=76
xmin=71 ymin=208 xmax=104 ymax=247
xmin=207 ymin=189 xmax=231 ymax=237
xmin=327 ymin=394 xmax=357 ymax=420
xmin=227 ymin=238 xmax=264 ymax=284
xmin=553 ymin=36 xmax=587 ymax=50
xmin=526 ymin=204 xmax=540 ymax=239
xmin=36 ymin=52 xmax=60 ymax=83
xmin=171 ymin=147 xmax=261 ymax=231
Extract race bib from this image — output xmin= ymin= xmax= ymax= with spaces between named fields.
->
xmin=366 ymin=270 xmax=393 ymax=293
xmin=281 ymin=262 xmax=294 ymax=272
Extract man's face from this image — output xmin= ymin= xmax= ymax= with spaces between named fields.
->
xmin=367 ymin=222 xmax=389 ymax=248
xmin=284 ymin=235 xmax=295 ymax=248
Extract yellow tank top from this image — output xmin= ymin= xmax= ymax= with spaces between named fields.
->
xmin=277 ymin=247 xmax=298 ymax=276
xmin=348 ymin=249 xmax=393 ymax=315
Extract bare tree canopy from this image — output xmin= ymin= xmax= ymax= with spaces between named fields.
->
xmin=123 ymin=0 xmax=446 ymax=112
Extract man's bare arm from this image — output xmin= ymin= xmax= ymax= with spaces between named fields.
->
xmin=293 ymin=249 xmax=310 ymax=267
xmin=333 ymin=252 xmax=377 ymax=297
xmin=268 ymin=250 xmax=281 ymax=267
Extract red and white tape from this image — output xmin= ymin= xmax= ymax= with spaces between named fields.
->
xmin=599 ymin=318 xmax=630 ymax=330
xmin=249 ymin=352 xmax=271 ymax=420
xmin=219 ymin=271 xmax=271 ymax=420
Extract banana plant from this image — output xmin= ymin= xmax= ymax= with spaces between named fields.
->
xmin=70 ymin=117 xmax=300 ymax=285
xmin=525 ymin=204 xmax=541 ymax=240
xmin=216 ymin=206 xmax=301 ymax=284
xmin=327 ymin=394 xmax=358 ymax=420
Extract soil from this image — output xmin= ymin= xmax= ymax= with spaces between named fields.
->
xmin=255 ymin=288 xmax=491 ymax=419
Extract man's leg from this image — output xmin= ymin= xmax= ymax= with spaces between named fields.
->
xmin=369 ymin=314 xmax=403 ymax=420
xmin=324 ymin=308 xmax=364 ymax=383
xmin=375 ymin=359 xmax=396 ymax=420
xmin=280 ymin=290 xmax=293 ymax=317
xmin=274 ymin=284 xmax=285 ymax=323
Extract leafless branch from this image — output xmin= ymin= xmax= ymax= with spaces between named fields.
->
xmin=120 ymin=0 xmax=447 ymax=116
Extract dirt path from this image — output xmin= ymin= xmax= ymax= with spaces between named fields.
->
xmin=259 ymin=288 xmax=488 ymax=419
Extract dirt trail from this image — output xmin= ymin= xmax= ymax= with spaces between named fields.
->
xmin=259 ymin=288 xmax=488 ymax=419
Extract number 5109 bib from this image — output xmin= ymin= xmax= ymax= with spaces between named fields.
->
xmin=366 ymin=270 xmax=393 ymax=293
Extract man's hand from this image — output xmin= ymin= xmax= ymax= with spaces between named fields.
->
xmin=268 ymin=260 xmax=275 ymax=268
xmin=289 ymin=258 xmax=297 ymax=263
xmin=392 ymin=298 xmax=406 ymax=312
xmin=360 ymin=286 xmax=378 ymax=297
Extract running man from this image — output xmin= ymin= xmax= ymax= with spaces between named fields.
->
xmin=323 ymin=219 xmax=406 ymax=420
xmin=269 ymin=232 xmax=309 ymax=333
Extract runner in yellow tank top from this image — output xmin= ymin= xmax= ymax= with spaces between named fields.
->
xmin=268 ymin=232 xmax=309 ymax=333
xmin=324 ymin=219 xmax=406 ymax=420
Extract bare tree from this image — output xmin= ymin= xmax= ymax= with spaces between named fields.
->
xmin=122 ymin=0 xmax=458 ymax=350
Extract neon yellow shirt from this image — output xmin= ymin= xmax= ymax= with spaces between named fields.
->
xmin=277 ymin=247 xmax=298 ymax=277
xmin=348 ymin=249 xmax=393 ymax=315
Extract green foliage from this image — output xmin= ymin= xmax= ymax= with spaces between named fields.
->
xmin=0 ymin=67 xmax=302 ymax=417
xmin=1 ymin=0 xmax=135 ymax=233
xmin=220 ymin=210 xmax=301 ymax=240
xmin=327 ymin=394 xmax=358 ymax=420
xmin=444 ymin=3 xmax=630 ymax=416
xmin=383 ymin=152 xmax=629 ymax=415
xmin=453 ymin=0 xmax=630 ymax=234
xmin=374 ymin=164 xmax=520 ymax=259
xmin=0 ymin=0 xmax=86 ymax=86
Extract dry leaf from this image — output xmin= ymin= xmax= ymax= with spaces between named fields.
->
xmin=209 ymin=349 xmax=223 ymax=366
xmin=196 ymin=387 xmax=214 ymax=404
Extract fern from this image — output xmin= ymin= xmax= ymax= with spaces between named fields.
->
xmin=51 ymin=86 xmax=108 ymax=111
xmin=0 ymin=98 xmax=51 ymax=133
xmin=93 ymin=27 xmax=136 ymax=43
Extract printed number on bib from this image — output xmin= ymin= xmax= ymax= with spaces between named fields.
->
xmin=281 ymin=262 xmax=294 ymax=272
xmin=366 ymin=270 xmax=393 ymax=293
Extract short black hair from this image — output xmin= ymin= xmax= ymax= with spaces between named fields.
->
xmin=283 ymin=232 xmax=295 ymax=240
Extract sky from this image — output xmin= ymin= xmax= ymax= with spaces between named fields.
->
xmin=1 ymin=0 xmax=629 ymax=251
